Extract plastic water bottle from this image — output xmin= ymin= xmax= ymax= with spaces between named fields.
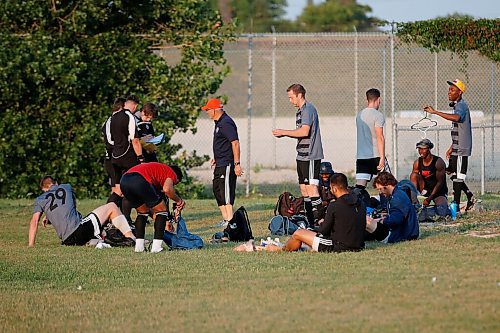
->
xmin=450 ymin=202 xmax=458 ymax=221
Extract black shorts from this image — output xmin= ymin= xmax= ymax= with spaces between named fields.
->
xmin=120 ymin=172 xmax=163 ymax=208
xmin=104 ymin=158 xmax=115 ymax=186
xmin=213 ymin=165 xmax=236 ymax=206
xmin=448 ymin=155 xmax=469 ymax=181
xmin=296 ymin=160 xmax=320 ymax=185
xmin=312 ymin=235 xmax=363 ymax=253
xmin=112 ymin=150 xmax=139 ymax=186
xmin=62 ymin=213 xmax=102 ymax=246
xmin=356 ymin=157 xmax=381 ymax=181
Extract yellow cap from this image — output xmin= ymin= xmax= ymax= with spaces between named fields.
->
xmin=447 ymin=79 xmax=466 ymax=93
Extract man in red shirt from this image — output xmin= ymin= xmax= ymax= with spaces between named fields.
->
xmin=120 ymin=162 xmax=185 ymax=253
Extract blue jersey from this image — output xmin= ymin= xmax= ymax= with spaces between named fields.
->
xmin=213 ymin=112 xmax=239 ymax=167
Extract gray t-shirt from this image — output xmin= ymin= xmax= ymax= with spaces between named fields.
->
xmin=451 ymin=99 xmax=472 ymax=156
xmin=356 ymin=107 xmax=385 ymax=159
xmin=33 ymin=184 xmax=81 ymax=242
xmin=295 ymin=102 xmax=324 ymax=161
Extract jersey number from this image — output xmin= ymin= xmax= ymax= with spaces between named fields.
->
xmin=46 ymin=188 xmax=67 ymax=211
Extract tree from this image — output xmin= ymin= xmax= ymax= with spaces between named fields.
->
xmin=396 ymin=18 xmax=500 ymax=63
xmin=0 ymin=0 xmax=233 ymax=198
xmin=297 ymin=0 xmax=379 ymax=32
xmin=211 ymin=0 xmax=288 ymax=32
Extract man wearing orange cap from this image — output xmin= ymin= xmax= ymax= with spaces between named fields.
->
xmin=202 ymin=98 xmax=243 ymax=227
xmin=424 ymin=79 xmax=476 ymax=211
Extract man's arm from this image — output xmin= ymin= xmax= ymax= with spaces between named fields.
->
xmin=375 ymin=126 xmax=385 ymax=170
xmin=424 ymin=106 xmax=460 ymax=122
xmin=231 ymin=140 xmax=243 ymax=177
xmin=132 ymin=138 xmax=144 ymax=160
xmin=317 ymin=203 xmax=334 ymax=236
xmin=427 ymin=158 xmax=447 ymax=203
xmin=162 ymin=178 xmax=184 ymax=209
xmin=272 ymin=125 xmax=310 ymax=139
xmin=28 ymin=212 xmax=42 ymax=247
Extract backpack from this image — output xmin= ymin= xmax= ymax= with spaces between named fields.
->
xmin=398 ymin=179 xmax=420 ymax=207
xmin=223 ymin=206 xmax=253 ymax=242
xmin=274 ymin=192 xmax=305 ymax=217
xmin=268 ymin=214 xmax=308 ymax=236
xmin=163 ymin=216 xmax=204 ymax=250
xmin=103 ymin=224 xmax=135 ymax=247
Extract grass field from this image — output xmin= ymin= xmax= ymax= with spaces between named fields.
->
xmin=1 ymin=196 xmax=499 ymax=332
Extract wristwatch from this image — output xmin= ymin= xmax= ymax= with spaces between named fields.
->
xmin=234 ymin=162 xmax=240 ymax=166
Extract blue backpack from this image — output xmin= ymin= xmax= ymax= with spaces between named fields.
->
xmin=268 ymin=214 xmax=307 ymax=236
xmin=163 ymin=216 xmax=204 ymax=250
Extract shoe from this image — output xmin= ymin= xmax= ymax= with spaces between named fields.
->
xmin=214 ymin=220 xmax=229 ymax=228
xmin=465 ymin=197 xmax=477 ymax=211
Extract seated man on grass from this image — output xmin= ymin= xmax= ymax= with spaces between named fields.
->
xmin=410 ymin=138 xmax=449 ymax=217
xmin=29 ymin=176 xmax=135 ymax=247
xmin=263 ymin=173 xmax=366 ymax=253
xmin=365 ymin=172 xmax=419 ymax=243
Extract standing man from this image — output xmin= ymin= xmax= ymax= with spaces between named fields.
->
xmin=29 ymin=176 xmax=135 ymax=247
xmin=272 ymin=84 xmax=324 ymax=226
xmin=410 ymin=138 xmax=449 ymax=216
xmin=202 ymin=98 xmax=243 ymax=228
xmin=355 ymin=88 xmax=385 ymax=193
xmin=120 ymin=162 xmax=185 ymax=253
xmin=110 ymin=95 xmax=144 ymax=221
xmin=424 ymin=79 xmax=475 ymax=211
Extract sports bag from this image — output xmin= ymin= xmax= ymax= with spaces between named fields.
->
xmin=103 ymin=224 xmax=135 ymax=247
xmin=224 ymin=206 xmax=253 ymax=242
xmin=274 ymin=192 xmax=305 ymax=217
xmin=268 ymin=214 xmax=308 ymax=236
xmin=163 ymin=216 xmax=204 ymax=250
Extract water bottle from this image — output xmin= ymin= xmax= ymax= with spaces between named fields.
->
xmin=450 ymin=202 xmax=458 ymax=221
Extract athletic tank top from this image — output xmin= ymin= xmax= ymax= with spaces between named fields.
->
xmin=418 ymin=155 xmax=448 ymax=195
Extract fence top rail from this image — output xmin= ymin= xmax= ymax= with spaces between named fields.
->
xmin=395 ymin=124 xmax=500 ymax=131
xmin=239 ymin=32 xmax=390 ymax=38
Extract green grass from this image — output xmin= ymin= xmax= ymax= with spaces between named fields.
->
xmin=0 ymin=197 xmax=499 ymax=332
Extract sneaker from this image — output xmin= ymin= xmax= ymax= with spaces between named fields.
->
xmin=214 ymin=220 xmax=229 ymax=228
xmin=465 ymin=197 xmax=477 ymax=211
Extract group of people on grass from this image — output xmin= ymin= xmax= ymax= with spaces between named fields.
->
xmin=29 ymin=79 xmax=475 ymax=255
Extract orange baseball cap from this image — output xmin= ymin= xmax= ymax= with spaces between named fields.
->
xmin=447 ymin=79 xmax=466 ymax=93
xmin=201 ymin=98 xmax=223 ymax=111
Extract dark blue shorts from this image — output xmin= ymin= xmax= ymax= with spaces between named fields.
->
xmin=120 ymin=172 xmax=162 ymax=208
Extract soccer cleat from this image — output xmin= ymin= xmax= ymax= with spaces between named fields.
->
xmin=465 ymin=197 xmax=477 ymax=211
xmin=214 ymin=220 xmax=229 ymax=228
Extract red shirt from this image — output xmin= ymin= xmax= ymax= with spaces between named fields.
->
xmin=125 ymin=162 xmax=178 ymax=190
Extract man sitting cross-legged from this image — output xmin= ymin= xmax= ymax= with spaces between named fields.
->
xmin=29 ymin=176 xmax=135 ymax=247
xmin=264 ymin=173 xmax=366 ymax=253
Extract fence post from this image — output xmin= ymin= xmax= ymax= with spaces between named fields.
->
xmin=245 ymin=35 xmax=253 ymax=197
xmin=390 ymin=29 xmax=396 ymax=176
xmin=354 ymin=26 xmax=358 ymax=114
xmin=491 ymin=63 xmax=496 ymax=169
xmin=271 ymin=27 xmax=277 ymax=169
xmin=481 ymin=125 xmax=485 ymax=195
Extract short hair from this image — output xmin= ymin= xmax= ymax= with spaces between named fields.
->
xmin=39 ymin=175 xmax=56 ymax=190
xmin=169 ymin=165 xmax=183 ymax=183
xmin=329 ymin=173 xmax=348 ymax=190
xmin=141 ymin=103 xmax=157 ymax=118
xmin=112 ymin=97 xmax=126 ymax=112
xmin=126 ymin=94 xmax=140 ymax=104
xmin=373 ymin=171 xmax=398 ymax=188
xmin=366 ymin=88 xmax=381 ymax=102
xmin=287 ymin=84 xmax=306 ymax=98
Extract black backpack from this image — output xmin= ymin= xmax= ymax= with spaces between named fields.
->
xmin=224 ymin=206 xmax=253 ymax=242
xmin=103 ymin=225 xmax=135 ymax=247
xmin=274 ymin=192 xmax=305 ymax=217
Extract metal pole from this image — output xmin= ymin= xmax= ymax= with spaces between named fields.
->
xmin=383 ymin=47 xmax=387 ymax=118
xmin=245 ymin=35 xmax=253 ymax=197
xmin=481 ymin=125 xmax=485 ymax=195
xmin=491 ymin=63 xmax=495 ymax=169
xmin=390 ymin=27 xmax=396 ymax=178
xmin=271 ymin=27 xmax=277 ymax=169
xmin=354 ymin=26 xmax=358 ymax=114
xmin=434 ymin=52 xmax=439 ymax=157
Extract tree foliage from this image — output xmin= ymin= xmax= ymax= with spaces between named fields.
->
xmin=396 ymin=18 xmax=500 ymax=62
xmin=297 ymin=0 xmax=378 ymax=32
xmin=0 ymin=0 xmax=233 ymax=198
xmin=211 ymin=0 xmax=288 ymax=33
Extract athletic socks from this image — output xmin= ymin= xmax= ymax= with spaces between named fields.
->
xmin=135 ymin=238 xmax=145 ymax=252
xmin=303 ymin=197 xmax=314 ymax=226
xmin=311 ymin=196 xmax=322 ymax=221
xmin=121 ymin=198 xmax=133 ymax=223
xmin=150 ymin=239 xmax=164 ymax=253
xmin=107 ymin=193 xmax=122 ymax=207
xmin=134 ymin=214 xmax=149 ymax=239
xmin=452 ymin=181 xmax=462 ymax=205
xmin=154 ymin=212 xmax=169 ymax=240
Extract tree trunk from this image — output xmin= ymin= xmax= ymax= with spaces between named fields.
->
xmin=218 ymin=0 xmax=232 ymax=24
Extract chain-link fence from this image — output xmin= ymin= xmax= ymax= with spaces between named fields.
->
xmin=163 ymin=33 xmax=499 ymax=196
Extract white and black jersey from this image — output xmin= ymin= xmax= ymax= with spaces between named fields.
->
xmin=101 ymin=116 xmax=113 ymax=159
xmin=110 ymin=109 xmax=139 ymax=159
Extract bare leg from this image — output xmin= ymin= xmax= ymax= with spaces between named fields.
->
xmin=283 ymin=229 xmax=316 ymax=251
xmin=219 ymin=204 xmax=234 ymax=221
xmin=91 ymin=203 xmax=134 ymax=238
